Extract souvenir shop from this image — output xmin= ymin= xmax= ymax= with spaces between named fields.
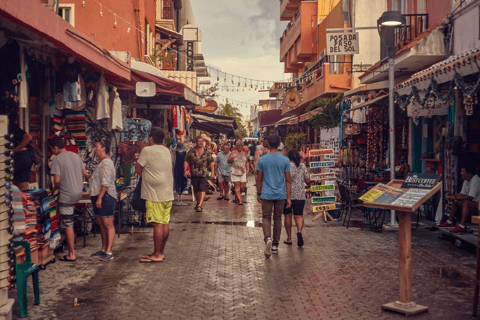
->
xmin=0 ymin=15 xmax=196 ymax=269
xmin=339 ymin=92 xmax=409 ymax=193
xmin=395 ymin=51 xmax=480 ymax=223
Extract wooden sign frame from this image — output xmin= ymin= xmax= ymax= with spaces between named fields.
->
xmin=309 ymin=149 xmax=334 ymax=156
xmin=311 ymin=196 xmax=336 ymax=204
xmin=311 ymin=185 xmax=335 ymax=192
xmin=310 ymin=161 xmax=335 ymax=169
xmin=362 ymin=179 xmax=442 ymax=316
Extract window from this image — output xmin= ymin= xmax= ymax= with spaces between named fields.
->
xmin=392 ymin=0 xmax=407 ymax=14
xmin=58 ymin=4 xmax=75 ymax=26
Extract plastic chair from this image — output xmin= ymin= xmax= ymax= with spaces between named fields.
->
xmin=13 ymin=241 xmax=40 ymax=318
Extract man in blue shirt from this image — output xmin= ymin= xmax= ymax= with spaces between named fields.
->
xmin=215 ymin=143 xmax=231 ymax=200
xmin=256 ymin=135 xmax=292 ymax=258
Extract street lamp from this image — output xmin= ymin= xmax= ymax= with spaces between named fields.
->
xmin=378 ymin=11 xmax=405 ymax=226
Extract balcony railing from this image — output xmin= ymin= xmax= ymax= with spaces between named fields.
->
xmin=381 ymin=13 xmax=428 ymax=60
xmin=395 ymin=14 xmax=429 ymax=49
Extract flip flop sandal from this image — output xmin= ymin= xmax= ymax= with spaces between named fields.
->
xmin=284 ymin=241 xmax=293 ymax=245
xmin=223 ymin=197 xmax=229 ymax=201
xmin=59 ymin=255 xmax=76 ymax=262
xmin=196 ymin=206 xmax=203 ymax=212
xmin=238 ymin=202 xmax=243 ymax=205
xmin=142 ymin=255 xmax=165 ymax=260
xmin=217 ymin=196 xmax=224 ymax=200
xmin=139 ymin=257 xmax=163 ymax=263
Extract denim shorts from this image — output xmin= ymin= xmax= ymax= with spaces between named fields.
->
xmin=91 ymin=194 xmax=116 ymax=218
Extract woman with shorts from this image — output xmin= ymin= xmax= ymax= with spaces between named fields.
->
xmin=89 ymin=140 xmax=117 ymax=261
xmin=283 ymin=149 xmax=310 ymax=247
xmin=228 ymin=140 xmax=249 ymax=205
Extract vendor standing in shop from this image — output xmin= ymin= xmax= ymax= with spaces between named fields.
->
xmin=10 ymin=117 xmax=33 ymax=190
xmin=438 ymin=163 xmax=480 ymax=233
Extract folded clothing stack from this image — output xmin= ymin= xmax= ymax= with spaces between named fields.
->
xmin=11 ymin=186 xmax=26 ymax=236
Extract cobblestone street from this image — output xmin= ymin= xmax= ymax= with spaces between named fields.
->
xmin=11 ymin=177 xmax=477 ymax=319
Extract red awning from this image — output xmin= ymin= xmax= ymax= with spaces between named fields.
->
xmin=0 ymin=0 xmax=130 ymax=82
xmin=114 ymin=70 xmax=186 ymax=96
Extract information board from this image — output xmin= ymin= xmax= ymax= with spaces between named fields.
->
xmin=310 ymin=161 xmax=335 ymax=169
xmin=310 ymin=173 xmax=336 ymax=181
xmin=313 ymin=204 xmax=337 ymax=212
xmin=309 ymin=149 xmax=334 ymax=156
xmin=311 ymin=185 xmax=335 ymax=192
xmin=327 ymin=32 xmax=359 ymax=55
xmin=311 ymin=196 xmax=336 ymax=204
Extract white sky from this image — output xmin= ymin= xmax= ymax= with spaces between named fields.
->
xmin=190 ymin=0 xmax=289 ymax=119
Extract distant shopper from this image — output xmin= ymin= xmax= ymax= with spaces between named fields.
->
xmin=438 ymin=164 xmax=480 ymax=233
xmin=49 ymin=136 xmax=87 ymax=262
xmin=136 ymin=128 xmax=174 ymax=263
xmin=283 ymin=149 xmax=310 ymax=247
xmin=215 ymin=143 xmax=231 ymax=201
xmin=89 ymin=140 xmax=117 ymax=261
xmin=254 ymin=143 xmax=263 ymax=174
xmin=249 ymin=142 xmax=256 ymax=174
xmin=229 ymin=140 xmax=249 ymax=205
xmin=184 ymin=136 xmax=215 ymax=212
xmin=256 ymin=135 xmax=291 ymax=258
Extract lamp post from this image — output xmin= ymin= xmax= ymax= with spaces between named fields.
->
xmin=378 ymin=11 xmax=405 ymax=226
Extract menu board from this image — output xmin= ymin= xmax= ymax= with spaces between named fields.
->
xmin=312 ymin=196 xmax=336 ymax=204
xmin=374 ymin=188 xmax=405 ymax=204
xmin=310 ymin=161 xmax=335 ymax=168
xmin=391 ymin=189 xmax=429 ymax=207
xmin=359 ymin=184 xmax=388 ymax=202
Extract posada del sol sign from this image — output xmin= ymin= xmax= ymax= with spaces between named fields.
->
xmin=327 ymin=32 xmax=359 ymax=55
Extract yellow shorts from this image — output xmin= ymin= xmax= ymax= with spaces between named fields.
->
xmin=145 ymin=200 xmax=172 ymax=224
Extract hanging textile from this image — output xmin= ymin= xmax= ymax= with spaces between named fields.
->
xmin=64 ymin=110 xmax=86 ymax=152
xmin=171 ymin=105 xmax=178 ymax=129
xmin=108 ymin=86 xmax=123 ymax=131
xmin=96 ymin=73 xmax=110 ymax=120
xmin=120 ymin=118 xmax=152 ymax=142
xmin=174 ymin=150 xmax=188 ymax=195
xmin=18 ymin=44 xmax=28 ymax=109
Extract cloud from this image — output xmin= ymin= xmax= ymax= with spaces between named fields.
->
xmin=189 ymin=0 xmax=288 ymax=118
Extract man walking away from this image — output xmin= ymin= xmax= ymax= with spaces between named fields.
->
xmin=49 ymin=136 xmax=87 ymax=262
xmin=215 ymin=143 xmax=231 ymax=200
xmin=256 ymin=135 xmax=292 ymax=258
xmin=184 ymin=136 xmax=215 ymax=212
xmin=136 ymin=128 xmax=174 ymax=263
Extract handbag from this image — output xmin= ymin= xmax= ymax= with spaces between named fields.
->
xmin=131 ymin=177 xmax=146 ymax=212
xmin=28 ymin=142 xmax=43 ymax=166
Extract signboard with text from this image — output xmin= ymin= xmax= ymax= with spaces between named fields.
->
xmin=310 ymin=161 xmax=335 ymax=169
xmin=312 ymin=196 xmax=336 ymax=204
xmin=327 ymin=32 xmax=359 ymax=55
xmin=309 ymin=149 xmax=334 ymax=156
xmin=313 ymin=204 xmax=337 ymax=212
xmin=401 ymin=173 xmax=441 ymax=189
xmin=311 ymin=185 xmax=335 ymax=192
xmin=310 ymin=173 xmax=336 ymax=181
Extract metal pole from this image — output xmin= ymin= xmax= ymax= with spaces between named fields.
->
xmin=389 ymin=57 xmax=397 ymax=225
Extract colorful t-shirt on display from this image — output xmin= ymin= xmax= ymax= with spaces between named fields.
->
xmin=185 ymin=148 xmax=214 ymax=178
xmin=121 ymin=118 xmax=152 ymax=142
xmin=118 ymin=141 xmax=149 ymax=164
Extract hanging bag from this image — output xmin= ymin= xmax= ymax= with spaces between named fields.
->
xmin=28 ymin=142 xmax=43 ymax=166
xmin=131 ymin=177 xmax=146 ymax=212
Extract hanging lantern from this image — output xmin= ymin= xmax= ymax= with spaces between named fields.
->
xmin=127 ymin=26 xmax=131 ymax=33
xmin=114 ymin=14 xmax=117 ymax=28
xmin=82 ymin=0 xmax=85 ymax=7
xmin=100 ymin=3 xmax=103 ymax=17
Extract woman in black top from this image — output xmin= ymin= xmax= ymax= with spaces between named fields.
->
xmin=10 ymin=122 xmax=33 ymax=189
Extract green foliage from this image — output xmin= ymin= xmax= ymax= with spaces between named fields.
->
xmin=216 ymin=102 xmax=245 ymax=138
xmin=308 ymin=94 xmax=342 ymax=130
xmin=149 ymin=44 xmax=176 ymax=67
xmin=200 ymin=83 xmax=219 ymax=97
xmin=285 ymin=133 xmax=306 ymax=151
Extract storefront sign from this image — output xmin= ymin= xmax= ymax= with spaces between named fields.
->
xmin=310 ymin=161 xmax=335 ymax=168
xmin=194 ymin=99 xmax=217 ymax=113
xmin=313 ymin=204 xmax=336 ymax=212
xmin=310 ymin=173 xmax=336 ymax=181
xmin=327 ymin=32 xmax=359 ymax=55
xmin=401 ymin=173 xmax=440 ymax=189
xmin=309 ymin=149 xmax=334 ymax=156
xmin=311 ymin=185 xmax=335 ymax=192
xmin=311 ymin=196 xmax=336 ymax=204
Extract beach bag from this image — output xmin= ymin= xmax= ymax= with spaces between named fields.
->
xmin=131 ymin=178 xmax=146 ymax=212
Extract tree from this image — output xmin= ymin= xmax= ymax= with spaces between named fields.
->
xmin=216 ymin=102 xmax=245 ymax=138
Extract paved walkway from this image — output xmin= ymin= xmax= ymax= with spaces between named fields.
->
xmin=10 ymin=176 xmax=478 ymax=319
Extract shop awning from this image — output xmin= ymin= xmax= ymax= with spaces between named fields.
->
xmin=189 ymin=111 xmax=238 ymax=134
xmin=343 ymin=94 xmax=388 ymax=114
xmin=114 ymin=61 xmax=205 ymax=106
xmin=299 ymin=109 xmax=323 ymax=122
xmin=155 ymin=25 xmax=183 ymax=46
xmin=0 ymin=0 xmax=130 ymax=82
xmin=274 ymin=116 xmax=296 ymax=127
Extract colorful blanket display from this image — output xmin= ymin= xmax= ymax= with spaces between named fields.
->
xmin=64 ymin=110 xmax=87 ymax=152
xmin=11 ymin=186 xmax=60 ymax=249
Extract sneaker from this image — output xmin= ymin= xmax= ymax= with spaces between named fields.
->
xmin=264 ymin=238 xmax=272 ymax=258
xmin=91 ymin=250 xmax=105 ymax=257
xmin=100 ymin=252 xmax=114 ymax=261
xmin=437 ymin=221 xmax=454 ymax=228
xmin=271 ymin=246 xmax=278 ymax=254
xmin=450 ymin=225 xmax=467 ymax=233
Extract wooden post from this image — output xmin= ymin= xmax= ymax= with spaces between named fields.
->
xmin=398 ymin=211 xmax=413 ymax=305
